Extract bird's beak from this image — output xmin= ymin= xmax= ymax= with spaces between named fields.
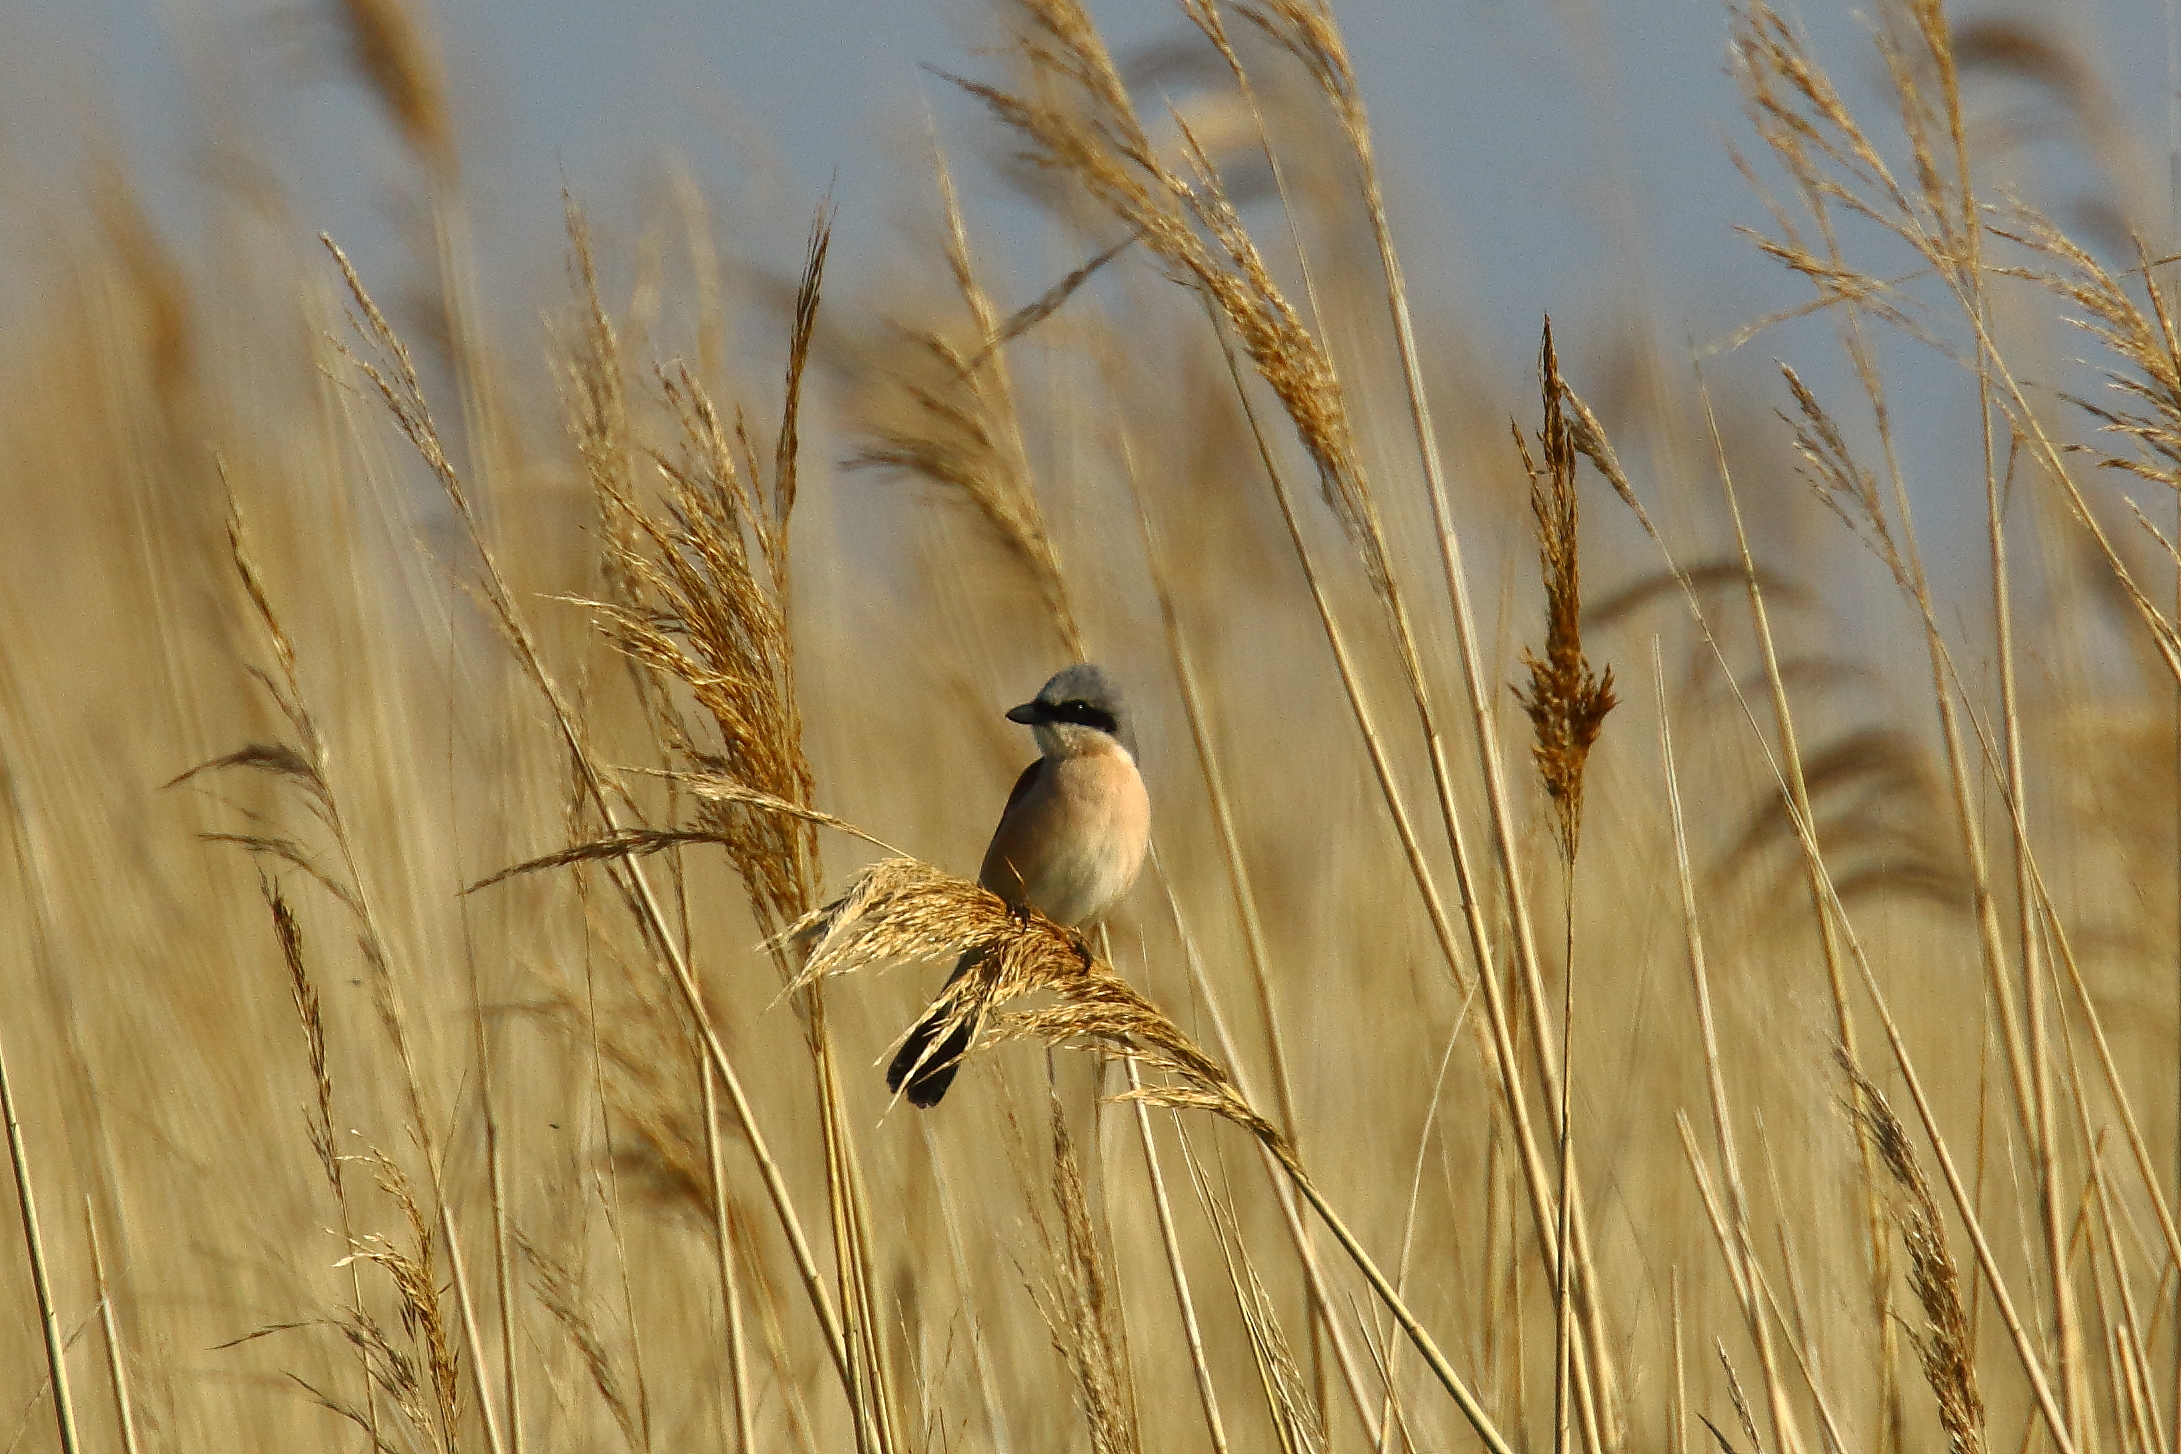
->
xmin=1005 ymin=702 xmax=1042 ymax=725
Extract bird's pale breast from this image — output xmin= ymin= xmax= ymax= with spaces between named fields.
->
xmin=979 ymin=749 xmax=1149 ymax=927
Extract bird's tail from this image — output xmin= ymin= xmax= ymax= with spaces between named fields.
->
xmin=886 ymin=951 xmax=984 ymax=1108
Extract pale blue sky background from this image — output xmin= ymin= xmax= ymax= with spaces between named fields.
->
xmin=4 ymin=0 xmax=2176 ymax=572
xmin=18 ymin=1 xmax=2149 ymax=355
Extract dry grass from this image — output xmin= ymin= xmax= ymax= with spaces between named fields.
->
xmin=11 ymin=3 xmax=2181 ymax=1454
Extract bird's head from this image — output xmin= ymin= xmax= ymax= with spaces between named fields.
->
xmin=1006 ymin=663 xmax=1135 ymax=759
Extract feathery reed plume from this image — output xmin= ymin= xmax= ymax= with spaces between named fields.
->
xmin=331 ymin=0 xmax=455 ymax=179
xmin=1515 ymin=321 xmax=1618 ymax=867
xmin=791 ymin=857 xmax=1282 ymax=1143
xmin=1775 ymin=366 xmax=1912 ymax=592
xmin=337 ymin=1150 xmax=463 ymax=1453
xmin=582 ymin=211 xmax=832 ymax=951
xmin=519 ymin=1234 xmax=645 ymax=1450
xmin=848 ymin=151 xmax=1085 ymax=655
xmin=1842 ymin=1060 xmax=1986 ymax=1454
xmin=1998 ymin=216 xmax=2181 ymax=493
xmin=263 ymin=870 xmax=384 ymax=1447
xmin=947 ymin=0 xmax=1393 ymax=598
xmin=1036 ymin=1094 xmax=1141 ymax=1454
xmin=266 ymin=878 xmax=340 ymax=1192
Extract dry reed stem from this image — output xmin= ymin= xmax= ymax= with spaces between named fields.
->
xmin=701 ymin=1062 xmax=756 ymax=1454
xmin=1596 ymin=374 xmax=2077 ymax=1454
xmin=1657 ymin=647 xmax=1808 ymax=1454
xmin=1180 ymin=1132 xmax=1326 ymax=1454
xmin=1124 ymin=1059 xmax=1231 ymax=1454
xmin=1375 ymin=1017 xmax=1469 ymax=1454
xmin=84 ymin=1199 xmax=140 ymax=1454
xmin=1701 ymin=377 xmax=1899 ymax=1454
xmin=0 ymin=1003 xmax=77 ymax=1454
xmin=1148 ymin=854 xmax=1387 ymax=1445
xmin=2085 ymin=1142 xmax=2165 ymax=1454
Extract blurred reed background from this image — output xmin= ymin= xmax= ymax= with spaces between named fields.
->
xmin=2 ymin=1 xmax=2180 ymax=1452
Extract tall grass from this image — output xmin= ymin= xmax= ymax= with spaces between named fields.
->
xmin=5 ymin=1 xmax=2181 ymax=1452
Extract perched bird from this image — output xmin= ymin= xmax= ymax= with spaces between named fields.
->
xmin=886 ymin=664 xmax=1151 ymax=1107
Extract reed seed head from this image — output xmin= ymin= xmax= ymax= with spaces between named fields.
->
xmin=1514 ymin=319 xmax=1617 ymax=864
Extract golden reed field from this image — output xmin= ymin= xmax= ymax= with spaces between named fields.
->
xmin=4 ymin=2 xmax=2181 ymax=1451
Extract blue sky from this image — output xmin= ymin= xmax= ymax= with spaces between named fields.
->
xmin=6 ymin=0 xmax=2176 ymax=586
xmin=3 ymin=0 xmax=1833 ymax=356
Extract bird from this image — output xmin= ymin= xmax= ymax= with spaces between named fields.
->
xmin=886 ymin=664 xmax=1151 ymax=1107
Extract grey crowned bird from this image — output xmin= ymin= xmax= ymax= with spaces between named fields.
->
xmin=886 ymin=664 xmax=1150 ymax=1107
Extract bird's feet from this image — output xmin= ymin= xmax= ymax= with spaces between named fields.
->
xmin=1067 ymin=927 xmax=1097 ymax=974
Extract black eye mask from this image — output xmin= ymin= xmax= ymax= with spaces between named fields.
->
xmin=1049 ymin=699 xmax=1118 ymax=734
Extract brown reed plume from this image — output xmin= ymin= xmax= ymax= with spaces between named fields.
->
xmin=1997 ymin=212 xmax=2181 ymax=495
xmin=1515 ymin=320 xmax=1618 ymax=868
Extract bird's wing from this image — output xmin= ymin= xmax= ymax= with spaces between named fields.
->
xmin=998 ymin=757 xmax=1044 ymax=819
xmin=979 ymin=757 xmax=1046 ymax=902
